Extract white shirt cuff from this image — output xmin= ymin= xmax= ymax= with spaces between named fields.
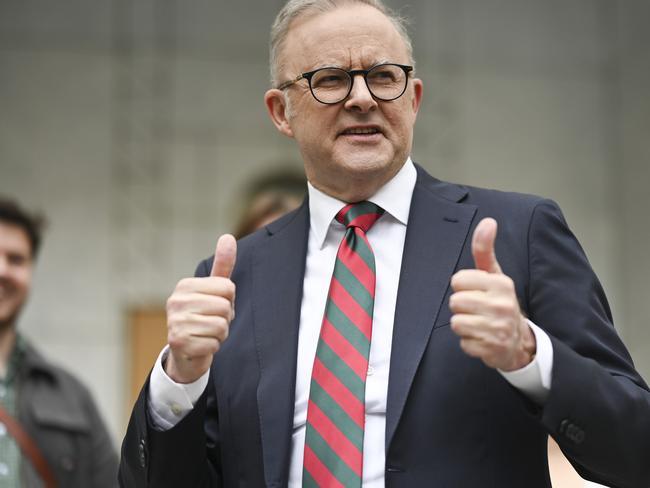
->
xmin=147 ymin=345 xmax=210 ymax=430
xmin=499 ymin=320 xmax=553 ymax=405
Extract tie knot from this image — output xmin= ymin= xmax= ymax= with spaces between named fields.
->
xmin=336 ymin=201 xmax=385 ymax=232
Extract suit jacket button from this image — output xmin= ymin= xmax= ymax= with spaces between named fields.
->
xmin=574 ymin=429 xmax=585 ymax=444
xmin=564 ymin=423 xmax=585 ymax=445
xmin=569 ymin=426 xmax=585 ymax=445
xmin=558 ymin=419 xmax=570 ymax=434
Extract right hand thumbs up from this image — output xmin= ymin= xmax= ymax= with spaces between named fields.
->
xmin=165 ymin=235 xmax=238 ymax=384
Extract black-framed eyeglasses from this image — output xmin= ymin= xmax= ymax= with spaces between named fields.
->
xmin=277 ymin=63 xmax=414 ymax=105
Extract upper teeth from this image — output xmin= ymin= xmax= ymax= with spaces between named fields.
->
xmin=345 ymin=128 xmax=378 ymax=135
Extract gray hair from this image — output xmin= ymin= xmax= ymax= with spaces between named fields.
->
xmin=269 ymin=0 xmax=414 ymax=86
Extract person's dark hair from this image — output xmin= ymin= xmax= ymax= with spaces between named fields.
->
xmin=0 ymin=197 xmax=46 ymax=258
xmin=233 ymin=168 xmax=307 ymax=239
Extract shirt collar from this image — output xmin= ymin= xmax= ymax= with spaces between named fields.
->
xmin=308 ymin=157 xmax=417 ymax=249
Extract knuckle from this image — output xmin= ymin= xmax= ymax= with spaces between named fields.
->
xmin=166 ymin=294 xmax=179 ymax=312
xmin=220 ymin=324 xmax=230 ymax=342
xmin=210 ymin=278 xmax=235 ymax=300
xmin=215 ymin=315 xmax=229 ymax=329
xmin=167 ymin=292 xmax=192 ymax=314
xmin=452 ymin=269 xmax=471 ymax=284
xmin=224 ymin=280 xmax=236 ymax=299
xmin=450 ymin=274 xmax=460 ymax=290
xmin=459 ymin=339 xmax=477 ymax=357
xmin=497 ymin=274 xmax=515 ymax=291
xmin=494 ymin=329 xmax=514 ymax=350
xmin=493 ymin=298 xmax=516 ymax=317
xmin=492 ymin=319 xmax=511 ymax=336
xmin=450 ymin=316 xmax=461 ymax=332
xmin=166 ymin=314 xmax=180 ymax=332
xmin=213 ymin=297 xmax=231 ymax=316
xmin=168 ymin=307 xmax=190 ymax=325
xmin=167 ymin=329 xmax=184 ymax=350
xmin=176 ymin=277 xmax=194 ymax=291
xmin=495 ymin=329 xmax=511 ymax=344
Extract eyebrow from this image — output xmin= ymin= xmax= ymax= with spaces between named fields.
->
xmin=307 ymin=58 xmax=395 ymax=72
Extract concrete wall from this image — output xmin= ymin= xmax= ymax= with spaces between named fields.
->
xmin=1 ymin=0 xmax=648 ymax=445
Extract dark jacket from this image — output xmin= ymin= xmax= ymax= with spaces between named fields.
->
xmin=120 ymin=166 xmax=650 ymax=487
xmin=17 ymin=338 xmax=118 ymax=487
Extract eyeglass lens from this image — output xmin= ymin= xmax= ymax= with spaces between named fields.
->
xmin=310 ymin=64 xmax=408 ymax=104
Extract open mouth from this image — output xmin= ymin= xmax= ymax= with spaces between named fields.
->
xmin=339 ymin=126 xmax=383 ymax=137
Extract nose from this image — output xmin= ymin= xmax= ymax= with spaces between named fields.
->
xmin=344 ymin=74 xmax=377 ymax=113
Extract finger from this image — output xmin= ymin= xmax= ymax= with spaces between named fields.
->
xmin=175 ymin=277 xmax=236 ymax=301
xmin=472 ymin=218 xmax=502 ymax=274
xmin=169 ymin=293 xmax=234 ymax=318
xmin=211 ymin=234 xmax=237 ymax=278
xmin=449 ymin=291 xmax=488 ymax=314
xmin=450 ymin=269 xmax=493 ymax=292
xmin=451 ymin=269 xmax=514 ymax=293
xmin=450 ymin=313 xmax=489 ymax=338
xmin=174 ymin=336 xmax=222 ymax=360
xmin=169 ymin=314 xmax=229 ymax=338
xmin=185 ymin=315 xmax=230 ymax=342
xmin=459 ymin=337 xmax=490 ymax=359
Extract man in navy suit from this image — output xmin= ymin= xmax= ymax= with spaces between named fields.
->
xmin=119 ymin=1 xmax=650 ymax=486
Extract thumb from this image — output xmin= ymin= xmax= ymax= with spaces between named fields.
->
xmin=210 ymin=234 xmax=237 ymax=278
xmin=471 ymin=218 xmax=502 ymax=274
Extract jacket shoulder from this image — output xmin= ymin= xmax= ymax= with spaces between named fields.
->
xmin=20 ymin=340 xmax=99 ymax=432
xmin=194 ymin=198 xmax=309 ymax=278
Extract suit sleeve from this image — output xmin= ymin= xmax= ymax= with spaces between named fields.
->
xmin=118 ymin=258 xmax=223 ymax=488
xmin=526 ymin=199 xmax=650 ymax=487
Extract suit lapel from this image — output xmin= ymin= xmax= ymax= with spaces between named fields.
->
xmin=385 ymin=167 xmax=476 ymax=449
xmin=252 ymin=201 xmax=310 ymax=487
xmin=247 ymin=169 xmax=477 ymax=477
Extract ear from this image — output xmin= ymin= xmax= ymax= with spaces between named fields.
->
xmin=410 ymin=78 xmax=424 ymax=115
xmin=264 ymin=89 xmax=294 ymax=138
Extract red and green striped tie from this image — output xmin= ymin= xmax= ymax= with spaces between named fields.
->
xmin=303 ymin=201 xmax=385 ymax=488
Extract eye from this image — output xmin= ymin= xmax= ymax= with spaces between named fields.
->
xmin=7 ymin=253 xmax=28 ymax=266
xmin=368 ymin=68 xmax=398 ymax=83
xmin=311 ymin=69 xmax=348 ymax=89
xmin=368 ymin=64 xmax=404 ymax=85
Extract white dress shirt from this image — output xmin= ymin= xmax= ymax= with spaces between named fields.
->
xmin=148 ymin=158 xmax=554 ymax=487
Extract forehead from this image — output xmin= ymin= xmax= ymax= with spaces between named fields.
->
xmin=0 ymin=221 xmax=31 ymax=255
xmin=283 ymin=4 xmax=409 ymax=70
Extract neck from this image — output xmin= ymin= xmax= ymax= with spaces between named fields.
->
xmin=311 ymin=166 xmax=403 ymax=203
xmin=0 ymin=324 xmax=17 ymax=376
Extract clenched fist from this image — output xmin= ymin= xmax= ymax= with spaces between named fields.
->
xmin=165 ymin=234 xmax=237 ymax=383
xmin=449 ymin=218 xmax=536 ymax=371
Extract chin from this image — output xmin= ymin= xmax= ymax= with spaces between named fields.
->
xmin=0 ymin=302 xmax=24 ymax=329
xmin=323 ymin=159 xmax=397 ymax=201
xmin=335 ymin=147 xmax=389 ymax=169
xmin=0 ymin=313 xmax=17 ymax=331
xmin=343 ymin=154 xmax=399 ymax=179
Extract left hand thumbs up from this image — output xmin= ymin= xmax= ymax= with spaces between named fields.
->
xmin=449 ymin=217 xmax=536 ymax=371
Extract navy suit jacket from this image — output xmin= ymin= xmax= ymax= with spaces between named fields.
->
xmin=120 ymin=165 xmax=650 ymax=487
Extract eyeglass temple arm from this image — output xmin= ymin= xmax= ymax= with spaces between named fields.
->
xmin=276 ymin=73 xmax=306 ymax=90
